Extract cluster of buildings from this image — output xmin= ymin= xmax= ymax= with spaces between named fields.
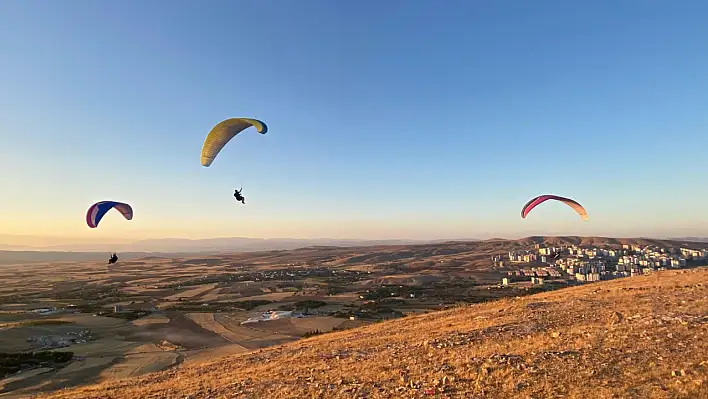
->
xmin=506 ymin=266 xmax=563 ymax=278
xmin=503 ymin=266 xmax=562 ymax=284
xmin=165 ymin=267 xmax=371 ymax=290
xmin=26 ymin=330 xmax=93 ymax=350
xmin=497 ymin=242 xmax=707 ymax=286
xmin=28 ymin=306 xmax=79 ymax=315
xmin=113 ymin=302 xmax=158 ymax=313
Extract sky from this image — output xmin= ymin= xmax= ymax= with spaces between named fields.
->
xmin=1 ymin=0 xmax=707 ymax=243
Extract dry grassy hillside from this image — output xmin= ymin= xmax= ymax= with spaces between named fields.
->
xmin=37 ymin=267 xmax=708 ymax=399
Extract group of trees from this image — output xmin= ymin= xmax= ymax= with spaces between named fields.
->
xmin=0 ymin=351 xmax=73 ymax=379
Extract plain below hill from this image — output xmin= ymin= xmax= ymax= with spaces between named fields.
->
xmin=40 ymin=267 xmax=708 ymax=399
xmin=0 ymin=236 xmax=476 ymax=254
xmin=0 ymin=251 xmax=165 ymax=266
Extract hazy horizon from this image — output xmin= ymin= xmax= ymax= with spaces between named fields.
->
xmin=2 ymin=231 xmax=707 ymax=251
xmin=2 ymin=1 xmax=708 ymax=241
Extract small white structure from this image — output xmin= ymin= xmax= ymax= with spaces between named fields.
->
xmin=240 ymin=310 xmax=304 ymax=325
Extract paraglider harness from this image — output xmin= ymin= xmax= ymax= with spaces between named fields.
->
xmin=108 ymin=253 xmax=118 ymax=264
xmin=234 ymin=187 xmax=245 ymax=204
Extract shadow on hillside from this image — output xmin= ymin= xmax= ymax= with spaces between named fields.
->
xmin=123 ymin=311 xmax=230 ymax=350
xmin=0 ymin=357 xmax=117 ymax=397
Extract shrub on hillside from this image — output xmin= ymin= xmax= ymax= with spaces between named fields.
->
xmin=302 ymin=330 xmax=324 ymax=338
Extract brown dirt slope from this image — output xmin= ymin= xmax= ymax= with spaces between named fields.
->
xmin=35 ymin=268 xmax=708 ymax=399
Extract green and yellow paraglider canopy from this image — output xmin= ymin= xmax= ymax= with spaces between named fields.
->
xmin=201 ymin=118 xmax=268 ymax=167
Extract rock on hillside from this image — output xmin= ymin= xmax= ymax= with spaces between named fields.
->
xmin=39 ymin=268 xmax=708 ymax=399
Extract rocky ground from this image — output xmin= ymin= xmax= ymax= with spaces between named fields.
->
xmin=36 ymin=267 xmax=708 ymax=399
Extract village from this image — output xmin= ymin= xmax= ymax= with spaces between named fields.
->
xmin=26 ymin=329 xmax=94 ymax=351
xmin=497 ymin=243 xmax=708 ymax=286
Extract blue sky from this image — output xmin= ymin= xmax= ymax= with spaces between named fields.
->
xmin=1 ymin=0 xmax=707 ymax=241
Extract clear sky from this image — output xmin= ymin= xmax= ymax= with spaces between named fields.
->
xmin=1 ymin=0 xmax=707 ymax=243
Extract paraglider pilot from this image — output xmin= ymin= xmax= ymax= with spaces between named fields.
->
xmin=108 ymin=253 xmax=118 ymax=264
xmin=234 ymin=188 xmax=245 ymax=204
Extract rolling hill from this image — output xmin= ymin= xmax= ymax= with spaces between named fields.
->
xmin=2 ymin=235 xmax=704 ymax=266
xmin=36 ymin=266 xmax=708 ymax=399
